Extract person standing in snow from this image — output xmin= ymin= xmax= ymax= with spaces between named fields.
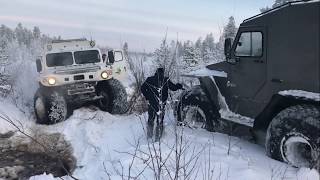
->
xmin=141 ymin=68 xmax=183 ymax=141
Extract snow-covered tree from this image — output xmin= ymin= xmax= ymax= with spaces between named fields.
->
xmin=153 ymin=37 xmax=182 ymax=80
xmin=223 ymin=16 xmax=237 ymax=40
xmin=195 ymin=38 xmax=202 ymax=50
xmin=154 ymin=38 xmax=171 ymax=72
xmin=123 ymin=42 xmax=128 ymax=57
xmin=33 ymin=26 xmax=41 ymax=39
xmin=202 ymin=46 xmax=213 ymax=64
xmin=0 ymin=23 xmax=51 ymax=112
xmin=203 ymin=33 xmax=215 ymax=51
xmin=176 ymin=41 xmax=184 ymax=58
xmin=183 ymin=41 xmax=198 ymax=68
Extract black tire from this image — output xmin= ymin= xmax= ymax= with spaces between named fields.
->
xmin=97 ymin=79 xmax=128 ymax=114
xmin=97 ymin=82 xmax=112 ymax=112
xmin=34 ymin=90 xmax=49 ymax=124
xmin=34 ymin=90 xmax=69 ymax=124
xmin=266 ymin=105 xmax=320 ymax=170
xmin=176 ymin=86 xmax=220 ymax=131
xmin=107 ymin=79 xmax=128 ymax=114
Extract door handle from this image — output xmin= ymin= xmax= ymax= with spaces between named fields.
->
xmin=271 ymin=78 xmax=283 ymax=83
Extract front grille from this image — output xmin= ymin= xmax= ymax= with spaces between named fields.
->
xmin=67 ymin=82 xmax=96 ymax=96
xmin=54 ymin=66 xmax=101 ymax=74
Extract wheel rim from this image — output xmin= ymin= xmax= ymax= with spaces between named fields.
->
xmin=280 ymin=133 xmax=315 ymax=168
xmin=182 ymin=106 xmax=206 ymax=129
xmin=35 ymin=97 xmax=46 ymax=120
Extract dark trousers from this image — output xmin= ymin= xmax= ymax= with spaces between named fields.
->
xmin=147 ymin=104 xmax=165 ymax=141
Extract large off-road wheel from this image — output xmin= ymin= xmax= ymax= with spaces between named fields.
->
xmin=266 ymin=105 xmax=320 ymax=170
xmin=107 ymin=78 xmax=128 ymax=114
xmin=34 ymin=90 xmax=69 ymax=124
xmin=97 ymin=79 xmax=128 ymax=114
xmin=179 ymin=105 xmax=207 ymax=129
xmin=97 ymin=83 xmax=112 ymax=112
xmin=176 ymin=86 xmax=220 ymax=131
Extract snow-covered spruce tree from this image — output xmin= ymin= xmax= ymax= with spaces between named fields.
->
xmin=194 ymin=38 xmax=202 ymax=50
xmin=201 ymin=34 xmax=216 ymax=64
xmin=176 ymin=41 xmax=184 ymax=58
xmin=154 ymin=38 xmax=170 ymax=72
xmin=153 ymin=37 xmax=181 ymax=81
xmin=223 ymin=16 xmax=237 ymax=40
xmin=182 ymin=41 xmax=197 ymax=69
xmin=202 ymin=46 xmax=213 ymax=64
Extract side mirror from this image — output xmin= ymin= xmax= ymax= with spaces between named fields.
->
xmin=108 ymin=51 xmax=115 ymax=64
xmin=224 ymin=38 xmax=232 ymax=59
xmin=36 ymin=59 xmax=42 ymax=72
xmin=102 ymin=53 xmax=107 ymax=62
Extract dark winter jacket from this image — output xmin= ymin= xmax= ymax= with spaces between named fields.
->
xmin=141 ymin=72 xmax=182 ymax=111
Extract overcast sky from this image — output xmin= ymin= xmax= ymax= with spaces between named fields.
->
xmin=0 ymin=0 xmax=273 ymax=52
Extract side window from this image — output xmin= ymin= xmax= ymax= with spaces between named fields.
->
xmin=235 ymin=32 xmax=262 ymax=57
xmin=114 ymin=51 xmax=123 ymax=62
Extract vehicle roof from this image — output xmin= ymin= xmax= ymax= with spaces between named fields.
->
xmin=45 ymin=39 xmax=98 ymax=54
xmin=243 ymin=0 xmax=319 ymax=23
xmin=45 ymin=48 xmax=100 ymax=55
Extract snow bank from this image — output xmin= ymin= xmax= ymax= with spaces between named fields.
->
xmin=0 ymin=99 xmax=34 ymax=134
xmin=28 ymin=173 xmax=55 ymax=180
xmin=22 ymin=106 xmax=317 ymax=180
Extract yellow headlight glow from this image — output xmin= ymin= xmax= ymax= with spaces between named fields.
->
xmin=101 ymin=71 xmax=108 ymax=79
xmin=48 ymin=77 xmax=56 ymax=85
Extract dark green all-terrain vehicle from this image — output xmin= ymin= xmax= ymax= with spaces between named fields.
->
xmin=177 ymin=0 xmax=320 ymax=170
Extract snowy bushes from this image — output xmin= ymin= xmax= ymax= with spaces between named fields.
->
xmin=0 ymin=24 xmax=51 ymax=113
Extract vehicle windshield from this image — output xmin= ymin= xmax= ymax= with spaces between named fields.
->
xmin=74 ymin=50 xmax=100 ymax=64
xmin=46 ymin=52 xmax=73 ymax=67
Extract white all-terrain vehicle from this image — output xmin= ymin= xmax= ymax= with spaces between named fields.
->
xmin=34 ymin=39 xmax=128 ymax=124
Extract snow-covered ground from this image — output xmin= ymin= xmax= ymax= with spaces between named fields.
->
xmin=0 ymin=100 xmax=319 ymax=180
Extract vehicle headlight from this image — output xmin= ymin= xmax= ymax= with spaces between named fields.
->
xmin=48 ymin=77 xmax=56 ymax=85
xmin=101 ymin=71 xmax=109 ymax=79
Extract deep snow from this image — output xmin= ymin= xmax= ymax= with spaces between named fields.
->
xmin=0 ymin=101 xmax=319 ymax=180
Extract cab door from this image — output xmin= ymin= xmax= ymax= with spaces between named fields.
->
xmin=227 ymin=26 xmax=267 ymax=117
xmin=110 ymin=50 xmax=128 ymax=81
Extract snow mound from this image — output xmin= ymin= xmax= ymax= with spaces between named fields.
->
xmin=29 ymin=173 xmax=55 ymax=180
xmin=0 ymin=99 xmax=33 ymax=134
xmin=296 ymin=168 xmax=319 ymax=180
